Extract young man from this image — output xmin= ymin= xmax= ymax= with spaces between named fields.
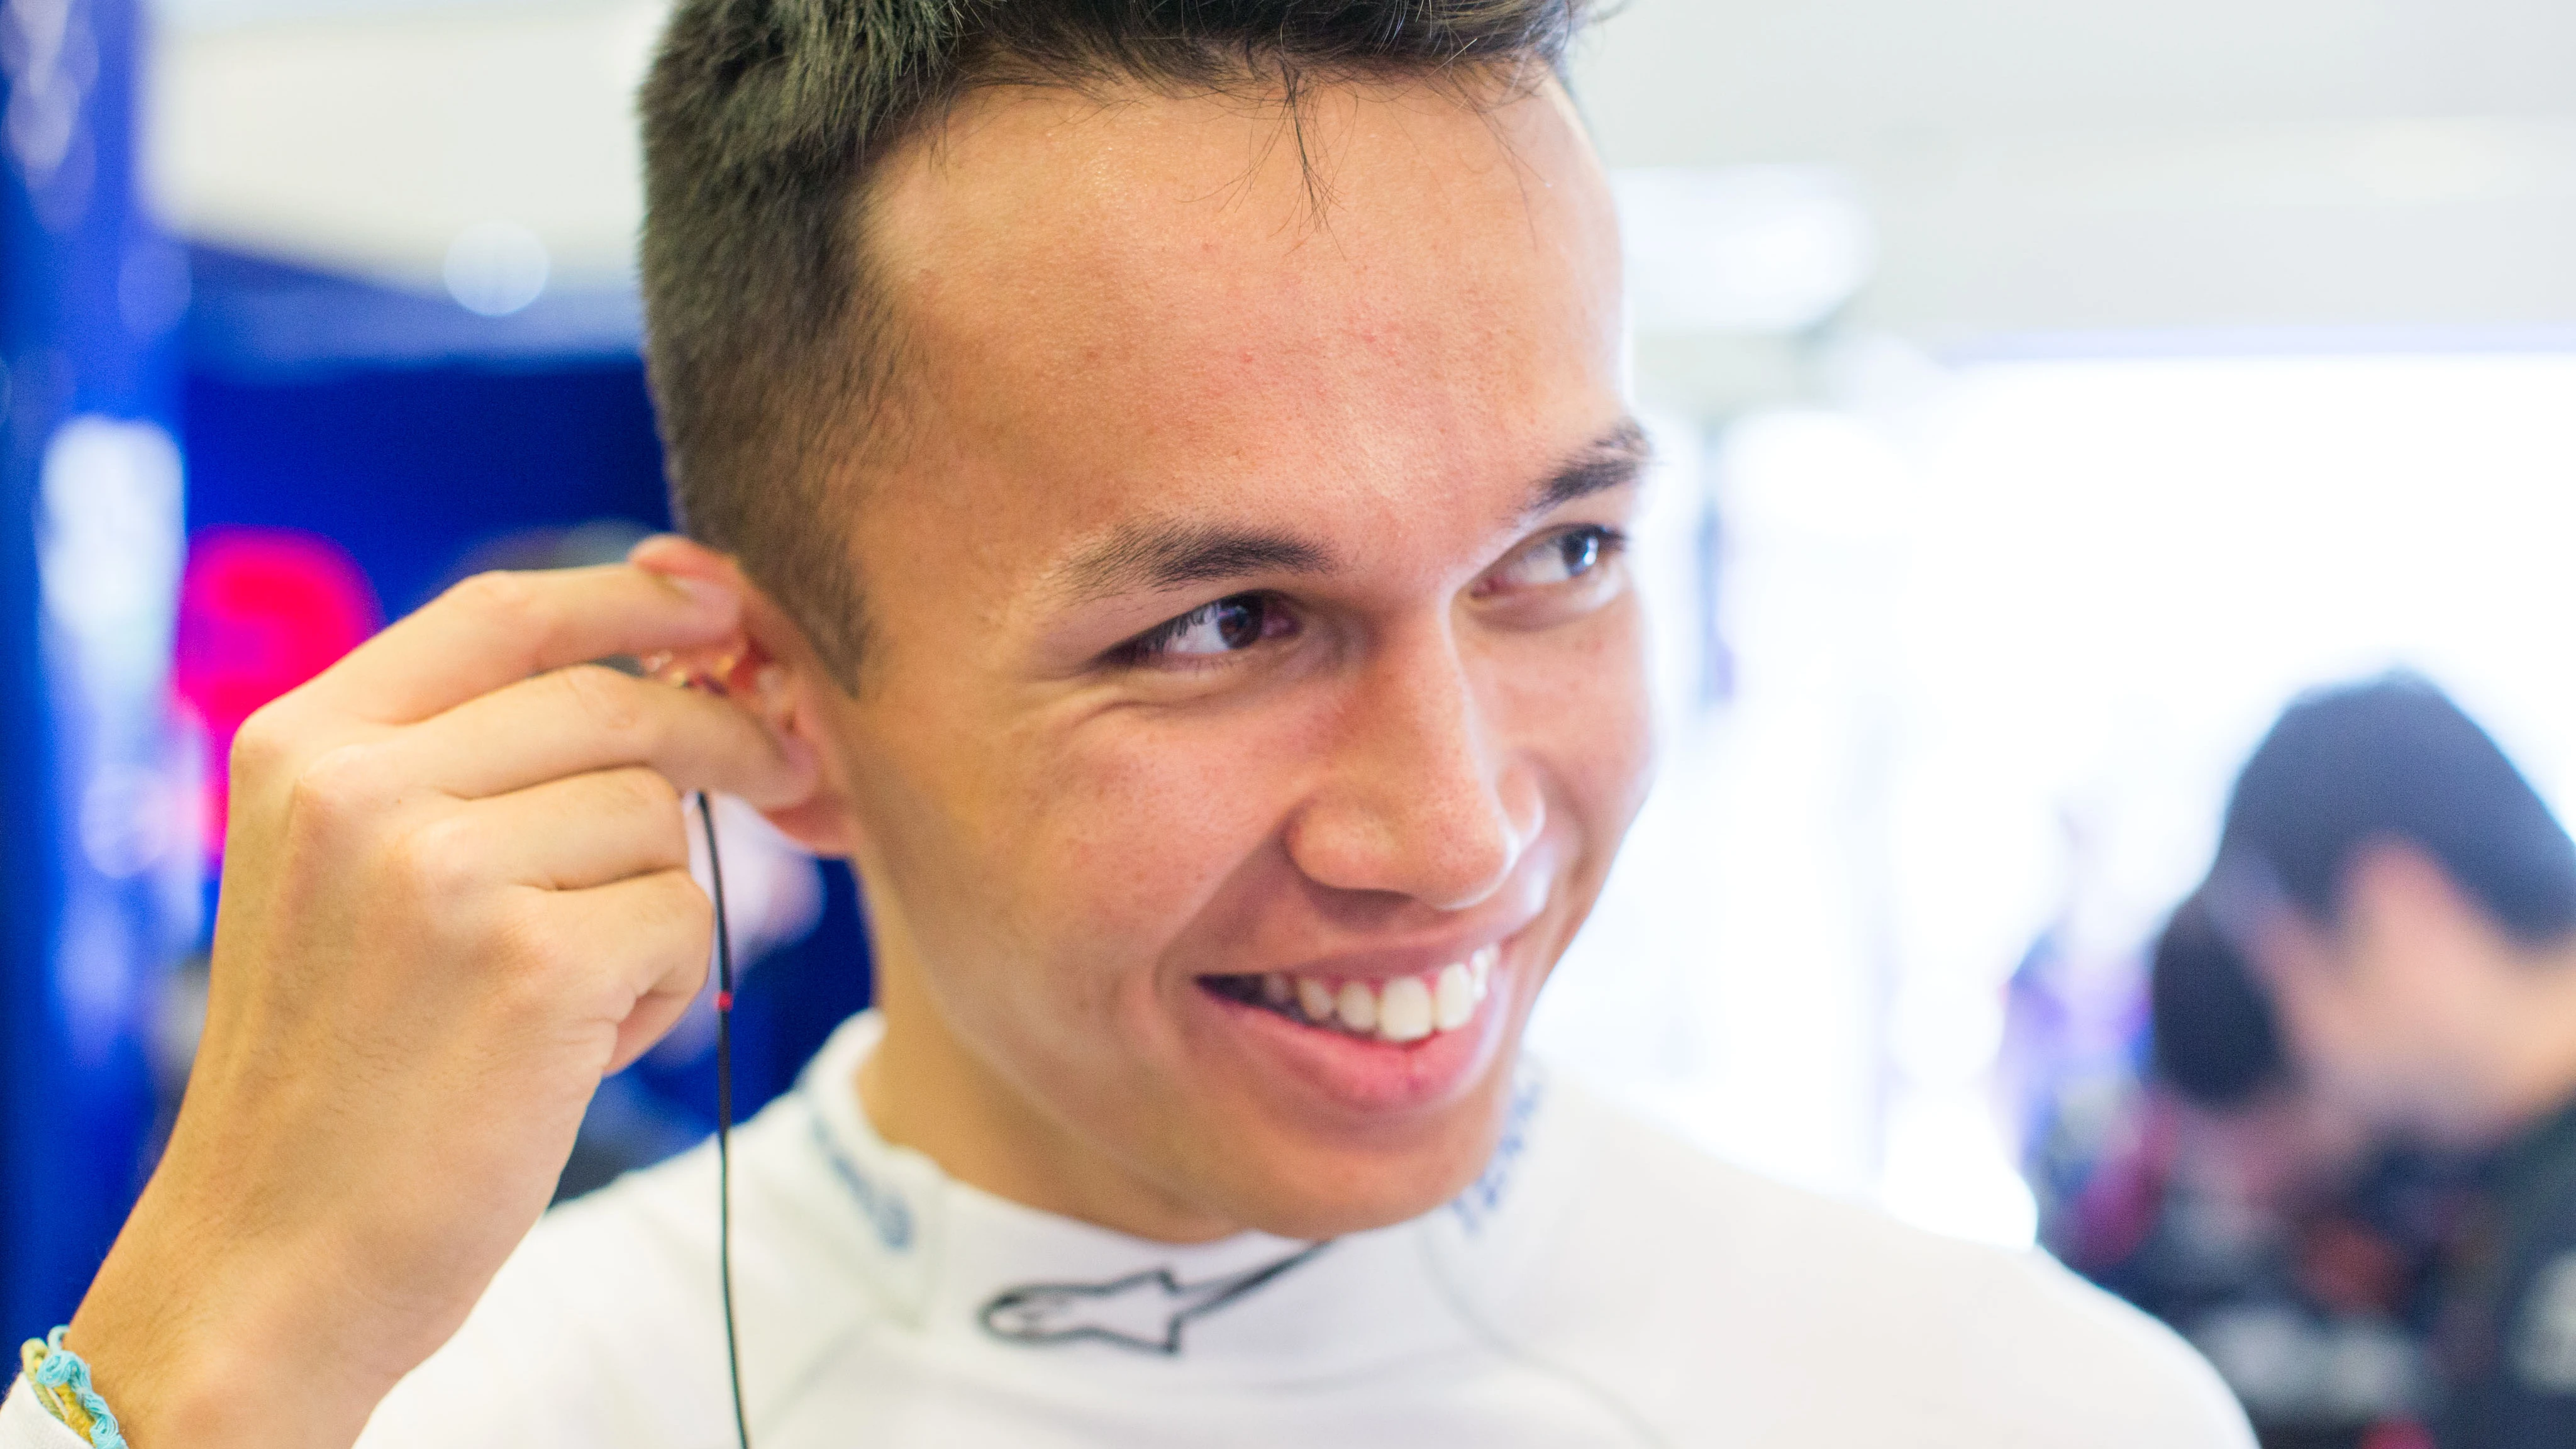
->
xmin=2199 ymin=675 xmax=2576 ymax=1448
xmin=2038 ymin=894 xmax=2441 ymax=1444
xmin=6 ymin=2 xmax=2248 ymax=1444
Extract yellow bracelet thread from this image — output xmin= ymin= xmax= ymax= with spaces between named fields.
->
xmin=18 ymin=1339 xmax=97 ymax=1438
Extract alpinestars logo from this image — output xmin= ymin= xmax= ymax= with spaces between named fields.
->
xmin=979 ymin=1243 xmax=1330 ymax=1355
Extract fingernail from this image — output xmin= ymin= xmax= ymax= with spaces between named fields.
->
xmin=669 ymin=576 xmax=736 ymax=613
xmin=626 ymin=532 xmax=683 ymax=563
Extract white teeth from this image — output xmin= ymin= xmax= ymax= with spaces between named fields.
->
xmin=1261 ymin=948 xmax=1504 ymax=1044
xmin=1434 ymin=962 xmax=1476 ymax=1031
xmin=1335 ymin=980 xmax=1379 ymax=1034
xmin=1377 ymin=976 xmax=1435 ymax=1042
xmin=1297 ymin=977 xmax=1337 ymax=1022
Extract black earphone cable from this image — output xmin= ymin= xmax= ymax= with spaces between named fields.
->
xmin=694 ymin=791 xmax=753 ymax=1449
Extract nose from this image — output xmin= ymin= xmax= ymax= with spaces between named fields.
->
xmin=1282 ymin=625 xmax=1542 ymax=911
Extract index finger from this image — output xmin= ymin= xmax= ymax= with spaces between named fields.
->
xmin=396 ymin=662 xmax=818 ymax=809
xmin=299 ymin=565 xmax=741 ymax=726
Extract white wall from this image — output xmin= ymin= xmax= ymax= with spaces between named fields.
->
xmin=148 ymin=0 xmax=660 ymax=286
xmin=1575 ymin=0 xmax=2576 ymax=341
xmin=149 ymin=0 xmax=2576 ymax=337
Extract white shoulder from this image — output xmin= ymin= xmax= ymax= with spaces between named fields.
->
xmin=359 ymin=1091 xmax=863 ymax=1449
xmin=1473 ymin=1080 xmax=2253 ymax=1448
xmin=355 ymin=1156 xmax=731 ymax=1449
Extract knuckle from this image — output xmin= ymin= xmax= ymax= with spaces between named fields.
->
xmin=281 ymin=740 xmax=384 ymax=833
xmin=657 ymin=870 xmax=715 ymax=938
xmin=553 ymin=663 xmax=652 ymax=743
xmin=487 ymin=894 xmax=577 ymax=995
xmin=658 ymin=874 xmax=717 ymax=965
xmin=445 ymin=571 xmax=566 ymax=669
xmin=600 ymin=768 xmax=689 ymax=868
xmin=621 ymin=869 xmax=711 ymax=952
xmin=445 ymin=568 xmax=542 ymax=623
xmin=607 ymin=763 xmax=682 ymax=814
xmin=487 ymin=955 xmax=570 ymax=1027
xmin=228 ymin=702 xmax=299 ymax=782
xmin=380 ymin=813 xmax=484 ymax=905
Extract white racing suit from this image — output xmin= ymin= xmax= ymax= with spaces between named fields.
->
xmin=8 ymin=1012 xmax=2252 ymax=1447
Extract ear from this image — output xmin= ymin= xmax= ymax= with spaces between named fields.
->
xmin=627 ymin=533 xmax=865 ymax=859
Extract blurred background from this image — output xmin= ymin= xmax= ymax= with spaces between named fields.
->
xmin=3 ymin=1 xmax=2571 ymax=1443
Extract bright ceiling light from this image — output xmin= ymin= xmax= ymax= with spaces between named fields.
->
xmin=442 ymin=219 xmax=550 ymax=316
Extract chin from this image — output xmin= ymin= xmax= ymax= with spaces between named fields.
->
xmin=1152 ymin=945 xmax=1541 ymax=1238
xmin=1185 ymin=1061 xmax=1521 ymax=1241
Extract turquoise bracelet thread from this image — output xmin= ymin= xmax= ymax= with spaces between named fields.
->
xmin=21 ymin=1328 xmax=125 ymax=1449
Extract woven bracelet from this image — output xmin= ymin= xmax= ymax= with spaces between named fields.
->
xmin=19 ymin=1329 xmax=126 ymax=1449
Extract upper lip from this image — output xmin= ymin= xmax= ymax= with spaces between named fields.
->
xmin=1198 ymin=929 xmax=1521 ymax=985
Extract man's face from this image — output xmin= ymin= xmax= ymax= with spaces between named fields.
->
xmin=2247 ymin=847 xmax=2509 ymax=1145
xmin=788 ymin=75 xmax=1646 ymax=1240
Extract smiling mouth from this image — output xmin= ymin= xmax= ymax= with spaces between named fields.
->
xmin=1200 ymin=945 xmax=1499 ymax=1045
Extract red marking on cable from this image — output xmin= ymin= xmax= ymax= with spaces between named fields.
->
xmin=716 ymin=991 xmax=735 ymax=1013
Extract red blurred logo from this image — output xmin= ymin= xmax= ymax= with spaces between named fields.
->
xmin=173 ymin=528 xmax=380 ymax=856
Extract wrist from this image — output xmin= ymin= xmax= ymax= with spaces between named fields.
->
xmin=67 ymin=1277 xmax=269 ymax=1449
xmin=66 ymin=1202 xmax=384 ymax=1449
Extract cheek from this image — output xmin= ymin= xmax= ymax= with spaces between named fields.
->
xmin=2263 ymin=966 xmax=2353 ymax=1075
xmin=1001 ymin=706 xmax=1311 ymax=973
xmin=838 ymin=697 xmax=1292 ymax=1069
xmin=2310 ymin=995 xmax=2380 ymax=1072
xmin=2311 ymin=979 xmax=2378 ymax=1051
xmin=2282 ymin=968 xmax=2417 ymax=1096
xmin=1494 ymin=597 xmax=1655 ymax=844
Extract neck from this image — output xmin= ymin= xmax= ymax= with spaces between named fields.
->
xmin=854 ymin=934 xmax=1242 ymax=1245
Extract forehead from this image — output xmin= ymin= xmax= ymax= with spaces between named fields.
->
xmin=857 ymin=74 xmax=1626 ymax=580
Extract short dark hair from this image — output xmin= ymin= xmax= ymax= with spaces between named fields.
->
xmin=638 ymin=0 xmax=1593 ymax=684
xmin=2214 ymin=672 xmax=2576 ymax=945
xmin=2150 ymin=892 xmax=2285 ymax=1109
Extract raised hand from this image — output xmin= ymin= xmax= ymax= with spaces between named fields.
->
xmin=64 ymin=560 xmax=818 ymax=1449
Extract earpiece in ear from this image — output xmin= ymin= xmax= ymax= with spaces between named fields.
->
xmin=636 ymin=647 xmax=750 ymax=697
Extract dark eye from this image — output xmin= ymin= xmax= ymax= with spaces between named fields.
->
xmin=1121 ymin=593 xmax=1289 ymax=663
xmin=1484 ymin=525 xmax=1623 ymax=592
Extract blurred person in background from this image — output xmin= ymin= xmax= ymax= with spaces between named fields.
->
xmin=2189 ymin=674 xmax=2576 ymax=1448
xmin=1 ymin=1 xmax=2252 ymax=1447
xmin=2036 ymin=893 xmax=2468 ymax=1449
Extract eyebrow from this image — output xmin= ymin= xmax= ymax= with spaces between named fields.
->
xmin=1524 ymin=416 xmax=1653 ymax=518
xmin=1048 ymin=417 xmax=1653 ymax=607
xmin=1051 ymin=523 xmax=1333 ymax=606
